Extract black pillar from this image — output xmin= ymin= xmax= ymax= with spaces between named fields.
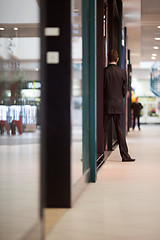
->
xmin=107 ymin=0 xmax=122 ymax=150
xmin=108 ymin=0 xmax=120 ymax=53
xmin=41 ymin=0 xmax=71 ymax=207
xmin=127 ymin=49 xmax=132 ymax=131
xmin=108 ymin=0 xmax=114 ymax=52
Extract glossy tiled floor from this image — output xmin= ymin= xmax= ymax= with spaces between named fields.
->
xmin=46 ymin=125 xmax=160 ymax=240
xmin=0 ymin=131 xmax=40 ymax=240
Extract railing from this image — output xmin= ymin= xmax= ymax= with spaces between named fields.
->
xmin=150 ymin=62 xmax=160 ymax=97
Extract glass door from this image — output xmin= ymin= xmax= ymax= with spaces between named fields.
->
xmin=0 ymin=1 xmax=42 ymax=239
xmin=71 ymin=0 xmax=83 ymax=186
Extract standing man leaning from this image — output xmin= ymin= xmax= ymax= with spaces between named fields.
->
xmin=103 ymin=50 xmax=135 ymax=162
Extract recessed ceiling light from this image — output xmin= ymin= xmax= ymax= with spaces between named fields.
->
xmin=14 ymin=27 xmax=18 ymax=31
xmin=151 ymin=56 xmax=156 ymax=60
xmin=153 ymin=46 xmax=159 ymax=49
xmin=152 ymin=53 xmax=157 ymax=56
xmin=0 ymin=27 xmax=4 ymax=30
xmin=158 ymin=26 xmax=160 ymax=29
xmin=155 ymin=37 xmax=160 ymax=40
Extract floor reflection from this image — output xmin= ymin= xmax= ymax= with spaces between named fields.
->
xmin=0 ymin=130 xmax=40 ymax=240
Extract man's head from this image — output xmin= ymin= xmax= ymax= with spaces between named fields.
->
xmin=108 ymin=50 xmax=119 ymax=63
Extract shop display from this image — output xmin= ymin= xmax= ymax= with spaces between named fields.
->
xmin=0 ymin=105 xmax=37 ymax=134
xmin=137 ymin=96 xmax=160 ymax=124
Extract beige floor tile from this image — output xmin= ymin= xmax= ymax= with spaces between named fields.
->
xmin=46 ymin=125 xmax=160 ymax=240
xmin=44 ymin=208 xmax=66 ymax=236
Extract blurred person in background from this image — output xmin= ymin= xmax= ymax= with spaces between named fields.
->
xmin=131 ymin=97 xmax=143 ymax=130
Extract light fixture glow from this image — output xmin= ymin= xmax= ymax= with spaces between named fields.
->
xmin=0 ymin=27 xmax=4 ymax=30
xmin=152 ymin=53 xmax=157 ymax=56
xmin=158 ymin=26 xmax=160 ymax=29
xmin=14 ymin=27 xmax=18 ymax=31
xmin=153 ymin=46 xmax=159 ymax=49
xmin=155 ymin=37 xmax=160 ymax=40
xmin=151 ymin=56 xmax=156 ymax=60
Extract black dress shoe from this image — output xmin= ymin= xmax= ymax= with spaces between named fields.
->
xmin=122 ymin=158 xmax=135 ymax=162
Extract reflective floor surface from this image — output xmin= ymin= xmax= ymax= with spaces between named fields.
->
xmin=46 ymin=125 xmax=160 ymax=240
xmin=0 ymin=131 xmax=40 ymax=240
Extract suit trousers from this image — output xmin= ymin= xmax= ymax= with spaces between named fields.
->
xmin=133 ymin=116 xmax=140 ymax=129
xmin=104 ymin=113 xmax=131 ymax=160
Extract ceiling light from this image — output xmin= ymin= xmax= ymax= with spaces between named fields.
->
xmin=152 ymin=53 xmax=157 ymax=56
xmin=0 ymin=27 xmax=4 ymax=30
xmin=153 ymin=46 xmax=159 ymax=49
xmin=158 ymin=26 xmax=160 ymax=29
xmin=155 ymin=37 xmax=160 ymax=40
xmin=14 ymin=27 xmax=18 ymax=31
xmin=151 ymin=56 xmax=156 ymax=60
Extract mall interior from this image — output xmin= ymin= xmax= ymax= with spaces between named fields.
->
xmin=0 ymin=0 xmax=160 ymax=239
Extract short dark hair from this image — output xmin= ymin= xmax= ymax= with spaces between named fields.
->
xmin=108 ymin=50 xmax=119 ymax=62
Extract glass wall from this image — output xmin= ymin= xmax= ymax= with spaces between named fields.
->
xmin=0 ymin=0 xmax=42 ymax=239
xmin=71 ymin=0 xmax=83 ymax=185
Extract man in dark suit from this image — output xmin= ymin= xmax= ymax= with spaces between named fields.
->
xmin=131 ymin=97 xmax=143 ymax=130
xmin=104 ymin=50 xmax=135 ymax=162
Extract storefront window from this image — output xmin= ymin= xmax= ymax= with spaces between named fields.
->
xmin=0 ymin=1 xmax=41 ymax=239
xmin=71 ymin=0 xmax=83 ymax=185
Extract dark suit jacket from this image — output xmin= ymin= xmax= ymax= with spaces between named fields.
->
xmin=104 ymin=64 xmax=127 ymax=114
xmin=131 ymin=102 xmax=143 ymax=117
